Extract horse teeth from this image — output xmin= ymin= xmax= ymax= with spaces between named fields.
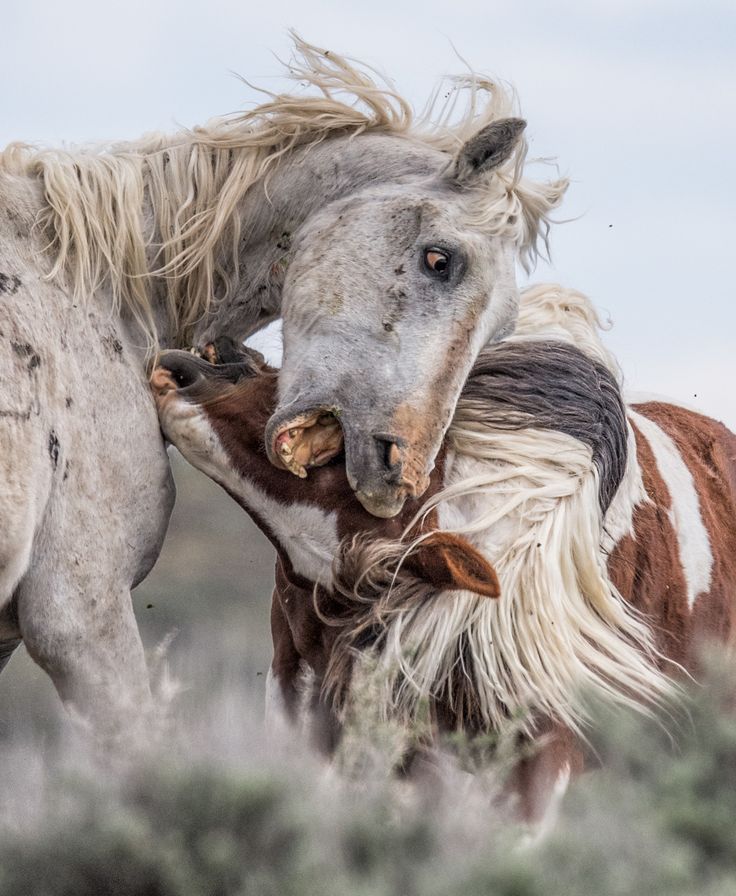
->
xmin=288 ymin=428 xmax=298 ymax=438
xmin=279 ymin=444 xmax=292 ymax=457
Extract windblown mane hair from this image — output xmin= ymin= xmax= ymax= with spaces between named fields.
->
xmin=325 ymin=286 xmax=672 ymax=738
xmin=323 ymin=535 xmax=452 ymax=711
xmin=511 ymin=283 xmax=622 ymax=381
xmin=0 ymin=35 xmax=567 ymax=347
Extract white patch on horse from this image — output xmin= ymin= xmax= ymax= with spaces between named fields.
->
xmin=531 ymin=762 xmax=572 ymax=844
xmin=170 ymin=411 xmax=339 ymax=587
xmin=628 ymin=409 xmax=713 ymax=609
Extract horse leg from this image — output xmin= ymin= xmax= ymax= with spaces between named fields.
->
xmin=266 ymin=590 xmax=303 ymax=735
xmin=16 ymin=568 xmax=154 ymax=746
xmin=267 ymin=584 xmax=341 ymax=754
xmin=505 ymin=721 xmax=585 ymax=828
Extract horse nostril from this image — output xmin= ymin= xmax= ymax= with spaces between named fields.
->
xmin=171 ymin=367 xmax=196 ymax=388
xmin=156 ymin=354 xmax=201 ymax=390
xmin=374 ymin=435 xmax=403 ymax=480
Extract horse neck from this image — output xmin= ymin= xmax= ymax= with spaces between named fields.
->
xmin=1 ymin=133 xmax=443 ymax=355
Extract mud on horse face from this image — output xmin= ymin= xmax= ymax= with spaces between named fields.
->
xmin=151 ymin=348 xmax=501 ymax=598
xmin=263 ymin=119 xmax=528 ymax=518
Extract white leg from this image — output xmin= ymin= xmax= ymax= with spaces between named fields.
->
xmin=17 ymin=571 xmax=154 ymax=747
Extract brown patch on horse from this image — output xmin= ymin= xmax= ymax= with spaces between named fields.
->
xmin=385 ymin=402 xmax=434 ymax=499
xmin=607 ymin=416 xmax=691 ymax=667
xmin=609 ymin=404 xmax=736 ymax=670
xmin=638 ymin=402 xmax=736 ymax=656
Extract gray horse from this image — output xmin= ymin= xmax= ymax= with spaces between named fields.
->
xmin=0 ymin=37 xmax=566 ymax=738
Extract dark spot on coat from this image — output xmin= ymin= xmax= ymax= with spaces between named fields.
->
xmin=276 ymin=231 xmax=292 ymax=252
xmin=11 ymin=342 xmax=41 ymax=371
xmin=102 ymin=334 xmax=124 ymax=357
xmin=0 ymin=273 xmax=21 ymax=295
xmin=65 ymin=397 xmax=73 ymax=408
xmin=63 ymin=460 xmax=70 ymax=482
xmin=0 ymin=408 xmax=31 ymax=421
xmin=48 ymin=431 xmax=60 ymax=469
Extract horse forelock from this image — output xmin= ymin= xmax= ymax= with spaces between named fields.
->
xmin=0 ymin=35 xmax=566 ymax=349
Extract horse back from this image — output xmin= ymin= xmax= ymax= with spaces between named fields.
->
xmin=609 ymin=401 xmax=736 ymax=669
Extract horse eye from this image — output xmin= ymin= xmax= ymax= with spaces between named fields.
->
xmin=424 ymin=248 xmax=451 ymax=276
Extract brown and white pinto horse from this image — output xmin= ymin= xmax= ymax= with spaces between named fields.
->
xmin=151 ymin=285 xmax=736 ymax=822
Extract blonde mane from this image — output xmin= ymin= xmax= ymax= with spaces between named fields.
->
xmin=0 ymin=35 xmax=567 ymax=347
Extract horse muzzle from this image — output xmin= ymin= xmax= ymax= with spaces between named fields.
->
xmin=265 ymin=401 xmax=433 ymax=518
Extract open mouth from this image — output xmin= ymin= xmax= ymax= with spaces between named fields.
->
xmin=271 ymin=410 xmax=344 ymax=479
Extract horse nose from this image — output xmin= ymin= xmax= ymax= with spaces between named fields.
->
xmin=151 ymin=351 xmax=204 ymax=395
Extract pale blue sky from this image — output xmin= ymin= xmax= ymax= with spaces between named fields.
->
xmin=3 ymin=0 xmax=734 ymax=426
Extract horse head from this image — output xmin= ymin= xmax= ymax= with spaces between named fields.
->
xmin=261 ymin=120 xmax=532 ymax=518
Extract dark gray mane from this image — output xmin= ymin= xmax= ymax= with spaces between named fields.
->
xmin=460 ymin=340 xmax=628 ymax=512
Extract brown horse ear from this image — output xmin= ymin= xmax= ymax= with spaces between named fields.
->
xmin=404 ymin=532 xmax=501 ymax=598
xmin=452 ymin=118 xmax=526 ymax=186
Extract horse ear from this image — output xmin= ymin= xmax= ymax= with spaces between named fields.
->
xmin=404 ymin=532 xmax=501 ymax=598
xmin=452 ymin=118 xmax=526 ymax=186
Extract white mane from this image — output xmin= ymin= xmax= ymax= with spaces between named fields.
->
xmin=511 ymin=283 xmax=622 ymax=382
xmin=0 ymin=35 xmax=567 ymax=347
xmin=353 ymin=285 xmax=670 ymax=737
